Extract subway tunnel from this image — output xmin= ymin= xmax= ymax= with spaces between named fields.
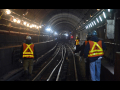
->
xmin=0 ymin=9 xmax=120 ymax=81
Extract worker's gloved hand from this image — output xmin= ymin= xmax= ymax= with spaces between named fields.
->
xmin=84 ymin=58 xmax=87 ymax=63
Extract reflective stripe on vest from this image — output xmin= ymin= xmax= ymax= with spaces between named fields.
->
xmin=23 ymin=43 xmax=34 ymax=58
xmin=76 ymin=39 xmax=79 ymax=45
xmin=88 ymin=40 xmax=104 ymax=57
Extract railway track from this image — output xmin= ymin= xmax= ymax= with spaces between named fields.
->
xmin=3 ymin=42 xmax=79 ymax=81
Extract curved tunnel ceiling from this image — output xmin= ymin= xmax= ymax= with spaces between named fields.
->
xmin=11 ymin=9 xmax=98 ymax=34
xmin=45 ymin=13 xmax=81 ymax=33
xmin=53 ymin=23 xmax=76 ymax=34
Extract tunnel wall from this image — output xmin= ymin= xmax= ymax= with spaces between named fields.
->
xmin=0 ymin=33 xmax=49 ymax=48
xmin=0 ymin=40 xmax=57 ymax=77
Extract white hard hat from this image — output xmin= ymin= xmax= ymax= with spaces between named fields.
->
xmin=26 ymin=36 xmax=31 ymax=40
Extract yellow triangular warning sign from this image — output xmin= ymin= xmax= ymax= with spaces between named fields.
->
xmin=90 ymin=42 xmax=103 ymax=53
xmin=23 ymin=44 xmax=33 ymax=54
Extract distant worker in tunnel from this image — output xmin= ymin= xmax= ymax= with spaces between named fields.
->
xmin=74 ymin=37 xmax=80 ymax=54
xmin=20 ymin=35 xmax=36 ymax=79
xmin=84 ymin=30 xmax=106 ymax=81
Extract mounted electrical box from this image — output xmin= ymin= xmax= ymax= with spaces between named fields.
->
xmin=106 ymin=20 xmax=115 ymax=39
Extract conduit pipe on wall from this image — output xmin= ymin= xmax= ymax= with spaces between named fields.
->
xmin=0 ymin=30 xmax=39 ymax=36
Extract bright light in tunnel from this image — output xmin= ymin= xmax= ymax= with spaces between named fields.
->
xmin=46 ymin=28 xmax=51 ymax=32
xmin=17 ymin=19 xmax=21 ymax=24
xmin=103 ymin=12 xmax=106 ymax=18
xmin=6 ymin=9 xmax=11 ymax=14
xmin=30 ymin=25 xmax=32 ymax=28
xmin=108 ymin=9 xmax=110 ymax=12
xmin=64 ymin=33 xmax=68 ymax=36
xmin=13 ymin=18 xmax=17 ymax=22
xmin=96 ymin=18 xmax=99 ymax=23
xmin=99 ymin=16 xmax=102 ymax=21
xmin=39 ymin=26 xmax=42 ymax=28
xmin=27 ymin=23 xmax=29 ymax=27
xmin=54 ymin=32 xmax=58 ymax=35
xmin=94 ymin=21 xmax=96 ymax=25
xmin=85 ymin=25 xmax=88 ymax=29
xmin=23 ymin=22 xmax=27 ymax=25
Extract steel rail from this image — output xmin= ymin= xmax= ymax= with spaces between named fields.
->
xmin=32 ymin=46 xmax=60 ymax=81
xmin=47 ymin=43 xmax=63 ymax=81
xmin=56 ymin=45 xmax=66 ymax=81
xmin=66 ymin=44 xmax=78 ymax=81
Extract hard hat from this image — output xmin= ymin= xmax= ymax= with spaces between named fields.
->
xmin=91 ymin=30 xmax=97 ymax=36
xmin=26 ymin=36 xmax=31 ymax=40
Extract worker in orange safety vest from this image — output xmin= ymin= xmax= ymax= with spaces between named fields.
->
xmin=74 ymin=37 xmax=80 ymax=54
xmin=83 ymin=30 xmax=106 ymax=81
xmin=19 ymin=36 xmax=37 ymax=79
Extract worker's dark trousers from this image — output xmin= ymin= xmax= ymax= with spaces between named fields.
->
xmin=23 ymin=59 xmax=34 ymax=74
xmin=85 ymin=58 xmax=90 ymax=80
xmin=74 ymin=45 xmax=80 ymax=53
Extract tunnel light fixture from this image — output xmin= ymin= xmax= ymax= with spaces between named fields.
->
xmin=93 ymin=21 xmax=96 ymax=25
xmin=5 ymin=9 xmax=11 ymax=14
xmin=17 ymin=19 xmax=21 ymax=24
xmin=32 ymin=24 xmax=35 ymax=27
xmin=99 ymin=16 xmax=102 ymax=22
xmin=30 ymin=25 xmax=32 ymax=28
xmin=27 ymin=23 xmax=29 ymax=27
xmin=97 ymin=9 xmax=100 ymax=11
xmin=54 ymin=32 xmax=58 ymax=35
xmin=46 ymin=28 xmax=51 ymax=31
xmin=64 ymin=33 xmax=68 ymax=36
xmin=96 ymin=18 xmax=99 ymax=23
xmin=85 ymin=25 xmax=88 ymax=29
xmin=5 ymin=10 xmax=40 ymax=30
xmin=23 ymin=22 xmax=27 ymax=25
xmin=13 ymin=18 xmax=17 ymax=22
xmin=108 ymin=9 xmax=110 ymax=12
xmin=39 ymin=26 xmax=42 ymax=28
xmin=103 ymin=12 xmax=106 ymax=18
xmin=92 ymin=22 xmax=94 ymax=26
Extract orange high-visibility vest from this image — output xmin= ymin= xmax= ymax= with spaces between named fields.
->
xmin=88 ymin=40 xmax=104 ymax=57
xmin=75 ymin=39 xmax=80 ymax=45
xmin=22 ymin=43 xmax=34 ymax=58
